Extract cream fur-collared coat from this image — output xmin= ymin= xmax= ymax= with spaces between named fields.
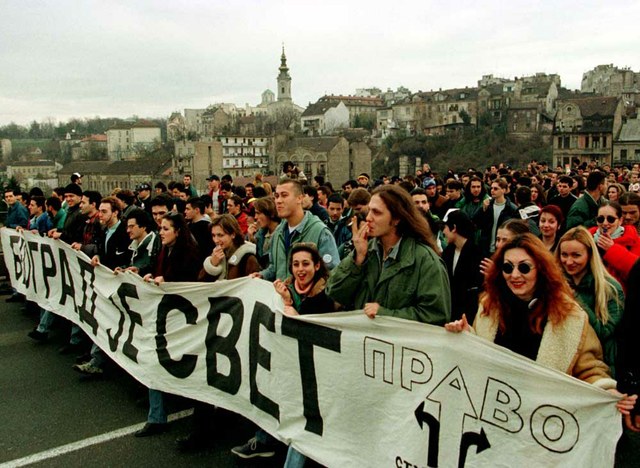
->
xmin=473 ymin=301 xmax=616 ymax=390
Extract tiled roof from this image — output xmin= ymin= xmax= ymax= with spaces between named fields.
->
xmin=561 ymin=96 xmax=620 ymax=117
xmin=301 ymin=100 xmax=340 ymax=117
xmin=58 ymin=158 xmax=171 ymax=176
xmin=81 ymin=134 xmax=107 ymax=142
xmin=8 ymin=160 xmax=56 ymax=167
xmin=283 ymin=137 xmax=341 ymax=153
xmin=618 ymin=118 xmax=640 ymax=141
xmin=320 ymin=95 xmax=384 ymax=107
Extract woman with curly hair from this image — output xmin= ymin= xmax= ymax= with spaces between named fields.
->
xmin=446 ymin=234 xmax=635 ymax=415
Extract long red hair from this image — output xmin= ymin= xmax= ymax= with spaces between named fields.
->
xmin=481 ymin=233 xmax=576 ymax=334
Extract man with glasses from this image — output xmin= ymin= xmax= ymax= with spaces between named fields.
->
xmin=566 ymin=171 xmax=607 ymax=229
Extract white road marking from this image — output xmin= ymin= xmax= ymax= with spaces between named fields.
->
xmin=0 ymin=409 xmax=193 ymax=468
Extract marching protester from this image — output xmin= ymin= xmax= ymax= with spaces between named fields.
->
xmin=273 ymin=242 xmax=340 ymax=468
xmin=246 ymin=196 xmax=280 ymax=269
xmin=326 ymin=184 xmax=451 ymax=324
xmin=175 ymin=214 xmax=261 ymax=450
xmin=119 ymin=208 xmax=161 ymax=276
xmin=233 ymin=178 xmax=339 ymax=459
xmin=566 ymin=171 xmax=607 ymax=230
xmin=557 ymin=227 xmax=624 ymax=375
xmin=441 ymin=210 xmax=483 ymax=323
xmin=478 ymin=178 xmax=518 ymax=257
xmin=589 ymin=201 xmax=640 ymax=291
xmin=445 ymin=234 xmax=636 ymax=414
xmin=135 ymin=213 xmax=201 ymax=438
xmin=538 ymin=204 xmax=564 ymax=252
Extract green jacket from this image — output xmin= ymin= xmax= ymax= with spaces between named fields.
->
xmin=566 ymin=192 xmax=600 ymax=229
xmin=326 ymin=236 xmax=451 ymax=324
xmin=570 ymin=269 xmax=624 ymax=376
xmin=261 ymin=211 xmax=339 ymax=281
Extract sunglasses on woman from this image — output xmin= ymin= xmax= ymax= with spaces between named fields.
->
xmin=501 ymin=262 xmax=535 ymax=275
xmin=596 ymin=215 xmax=617 ymax=224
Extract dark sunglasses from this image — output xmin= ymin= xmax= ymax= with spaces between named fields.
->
xmin=596 ymin=215 xmax=617 ymax=224
xmin=501 ymin=262 xmax=535 ymax=275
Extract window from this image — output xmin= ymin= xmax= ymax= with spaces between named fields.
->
xmin=621 ymin=149 xmax=628 ymax=160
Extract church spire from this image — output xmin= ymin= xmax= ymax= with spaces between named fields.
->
xmin=277 ymin=44 xmax=292 ymax=102
xmin=279 ymin=44 xmax=289 ymax=75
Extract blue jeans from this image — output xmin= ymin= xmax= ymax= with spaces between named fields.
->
xmin=36 ymin=308 xmax=55 ymax=333
xmin=89 ymin=343 xmax=106 ymax=368
xmin=255 ymin=428 xmax=276 ymax=444
xmin=70 ymin=324 xmax=83 ymax=345
xmin=148 ymin=389 xmax=166 ymax=424
xmin=284 ymin=446 xmax=307 ymax=468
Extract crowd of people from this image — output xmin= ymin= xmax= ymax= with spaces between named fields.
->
xmin=3 ymin=159 xmax=640 ymax=465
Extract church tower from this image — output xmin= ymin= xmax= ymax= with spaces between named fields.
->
xmin=277 ymin=45 xmax=292 ymax=102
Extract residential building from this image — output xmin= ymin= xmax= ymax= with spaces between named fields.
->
xmin=552 ymin=96 xmax=623 ymax=167
xmin=614 ymin=118 xmax=640 ymax=163
xmin=7 ymin=160 xmax=62 ymax=183
xmin=317 ymin=95 xmax=384 ymax=128
xmin=301 ymin=100 xmax=349 ymax=136
xmin=275 ymin=135 xmax=371 ymax=185
xmin=58 ymin=158 xmax=172 ymax=195
xmin=581 ymin=64 xmax=640 ymax=96
xmin=106 ymin=120 xmax=161 ymax=161
xmin=0 ymin=139 xmax=12 ymax=161
xmin=421 ymin=88 xmax=479 ymax=135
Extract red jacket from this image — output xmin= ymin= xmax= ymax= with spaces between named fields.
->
xmin=589 ymin=225 xmax=640 ymax=291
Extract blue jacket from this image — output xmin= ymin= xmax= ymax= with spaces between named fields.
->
xmin=6 ymin=203 xmax=28 ymax=228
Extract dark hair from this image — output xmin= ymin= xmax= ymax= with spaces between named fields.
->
xmin=100 ymin=196 xmax=124 ymax=217
xmin=161 ymin=212 xmax=195 ymax=249
xmin=515 ymin=186 xmax=532 ymax=205
xmin=347 ymin=188 xmax=371 ymax=207
xmin=327 ymin=193 xmax=344 ymax=205
xmin=443 ymin=210 xmax=475 ymax=239
xmin=187 ymin=197 xmax=205 ymax=214
xmin=29 ymin=187 xmax=44 ymax=197
xmin=126 ymin=208 xmax=154 ymax=231
xmin=253 ymin=186 xmax=267 ymax=198
xmin=151 ymin=194 xmax=173 ymax=210
xmin=619 ymin=192 xmax=640 ymax=207
xmin=318 ymin=185 xmax=332 ymax=197
xmin=410 ymin=187 xmax=427 ymax=197
xmin=288 ymin=243 xmax=329 ymax=283
xmin=499 ymin=218 xmax=530 ymax=235
xmin=82 ymin=190 xmax=102 ymax=207
xmin=173 ymin=182 xmax=187 ymax=194
xmin=530 ymin=183 xmax=547 ymax=205
xmin=558 ymin=175 xmax=574 ymax=186
xmin=371 ymin=185 xmax=438 ymax=252
xmin=154 ymin=182 xmax=167 ymax=192
xmin=303 ymin=185 xmax=319 ymax=202
xmin=116 ymin=189 xmax=136 ymax=206
xmin=586 ymin=171 xmax=606 ymax=191
xmin=253 ymin=197 xmax=279 ymax=221
xmin=211 ymin=214 xmax=244 ymax=248
xmin=53 ymin=187 xmax=66 ymax=198
xmin=46 ymin=196 xmax=61 ymax=211
xmin=342 ymin=180 xmax=358 ymax=190
xmin=313 ymin=175 xmax=325 ymax=186
xmin=31 ymin=195 xmax=46 ymax=210
xmin=228 ymin=195 xmax=244 ymax=210
xmin=220 ymin=182 xmax=233 ymax=192
xmin=200 ymin=194 xmax=213 ymax=209
xmin=598 ymin=200 xmax=622 ymax=218
xmin=446 ymin=180 xmax=463 ymax=191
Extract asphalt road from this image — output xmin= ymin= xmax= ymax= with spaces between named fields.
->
xmin=0 ymin=294 xmax=291 ymax=468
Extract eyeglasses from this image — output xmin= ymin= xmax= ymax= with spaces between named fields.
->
xmin=596 ymin=215 xmax=617 ymax=224
xmin=501 ymin=262 xmax=535 ymax=275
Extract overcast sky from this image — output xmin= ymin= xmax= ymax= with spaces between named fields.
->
xmin=1 ymin=0 xmax=638 ymax=126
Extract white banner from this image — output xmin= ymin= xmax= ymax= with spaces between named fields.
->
xmin=2 ymin=229 xmax=622 ymax=467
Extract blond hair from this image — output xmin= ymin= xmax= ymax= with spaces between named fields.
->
xmin=556 ymin=226 xmax=620 ymax=324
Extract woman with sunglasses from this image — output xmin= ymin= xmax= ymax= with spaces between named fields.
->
xmin=556 ymin=227 xmax=624 ymax=375
xmin=445 ymin=234 xmax=635 ymax=415
xmin=588 ymin=201 xmax=640 ymax=292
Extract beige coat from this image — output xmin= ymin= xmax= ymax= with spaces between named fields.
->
xmin=473 ymin=302 xmax=616 ymax=390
